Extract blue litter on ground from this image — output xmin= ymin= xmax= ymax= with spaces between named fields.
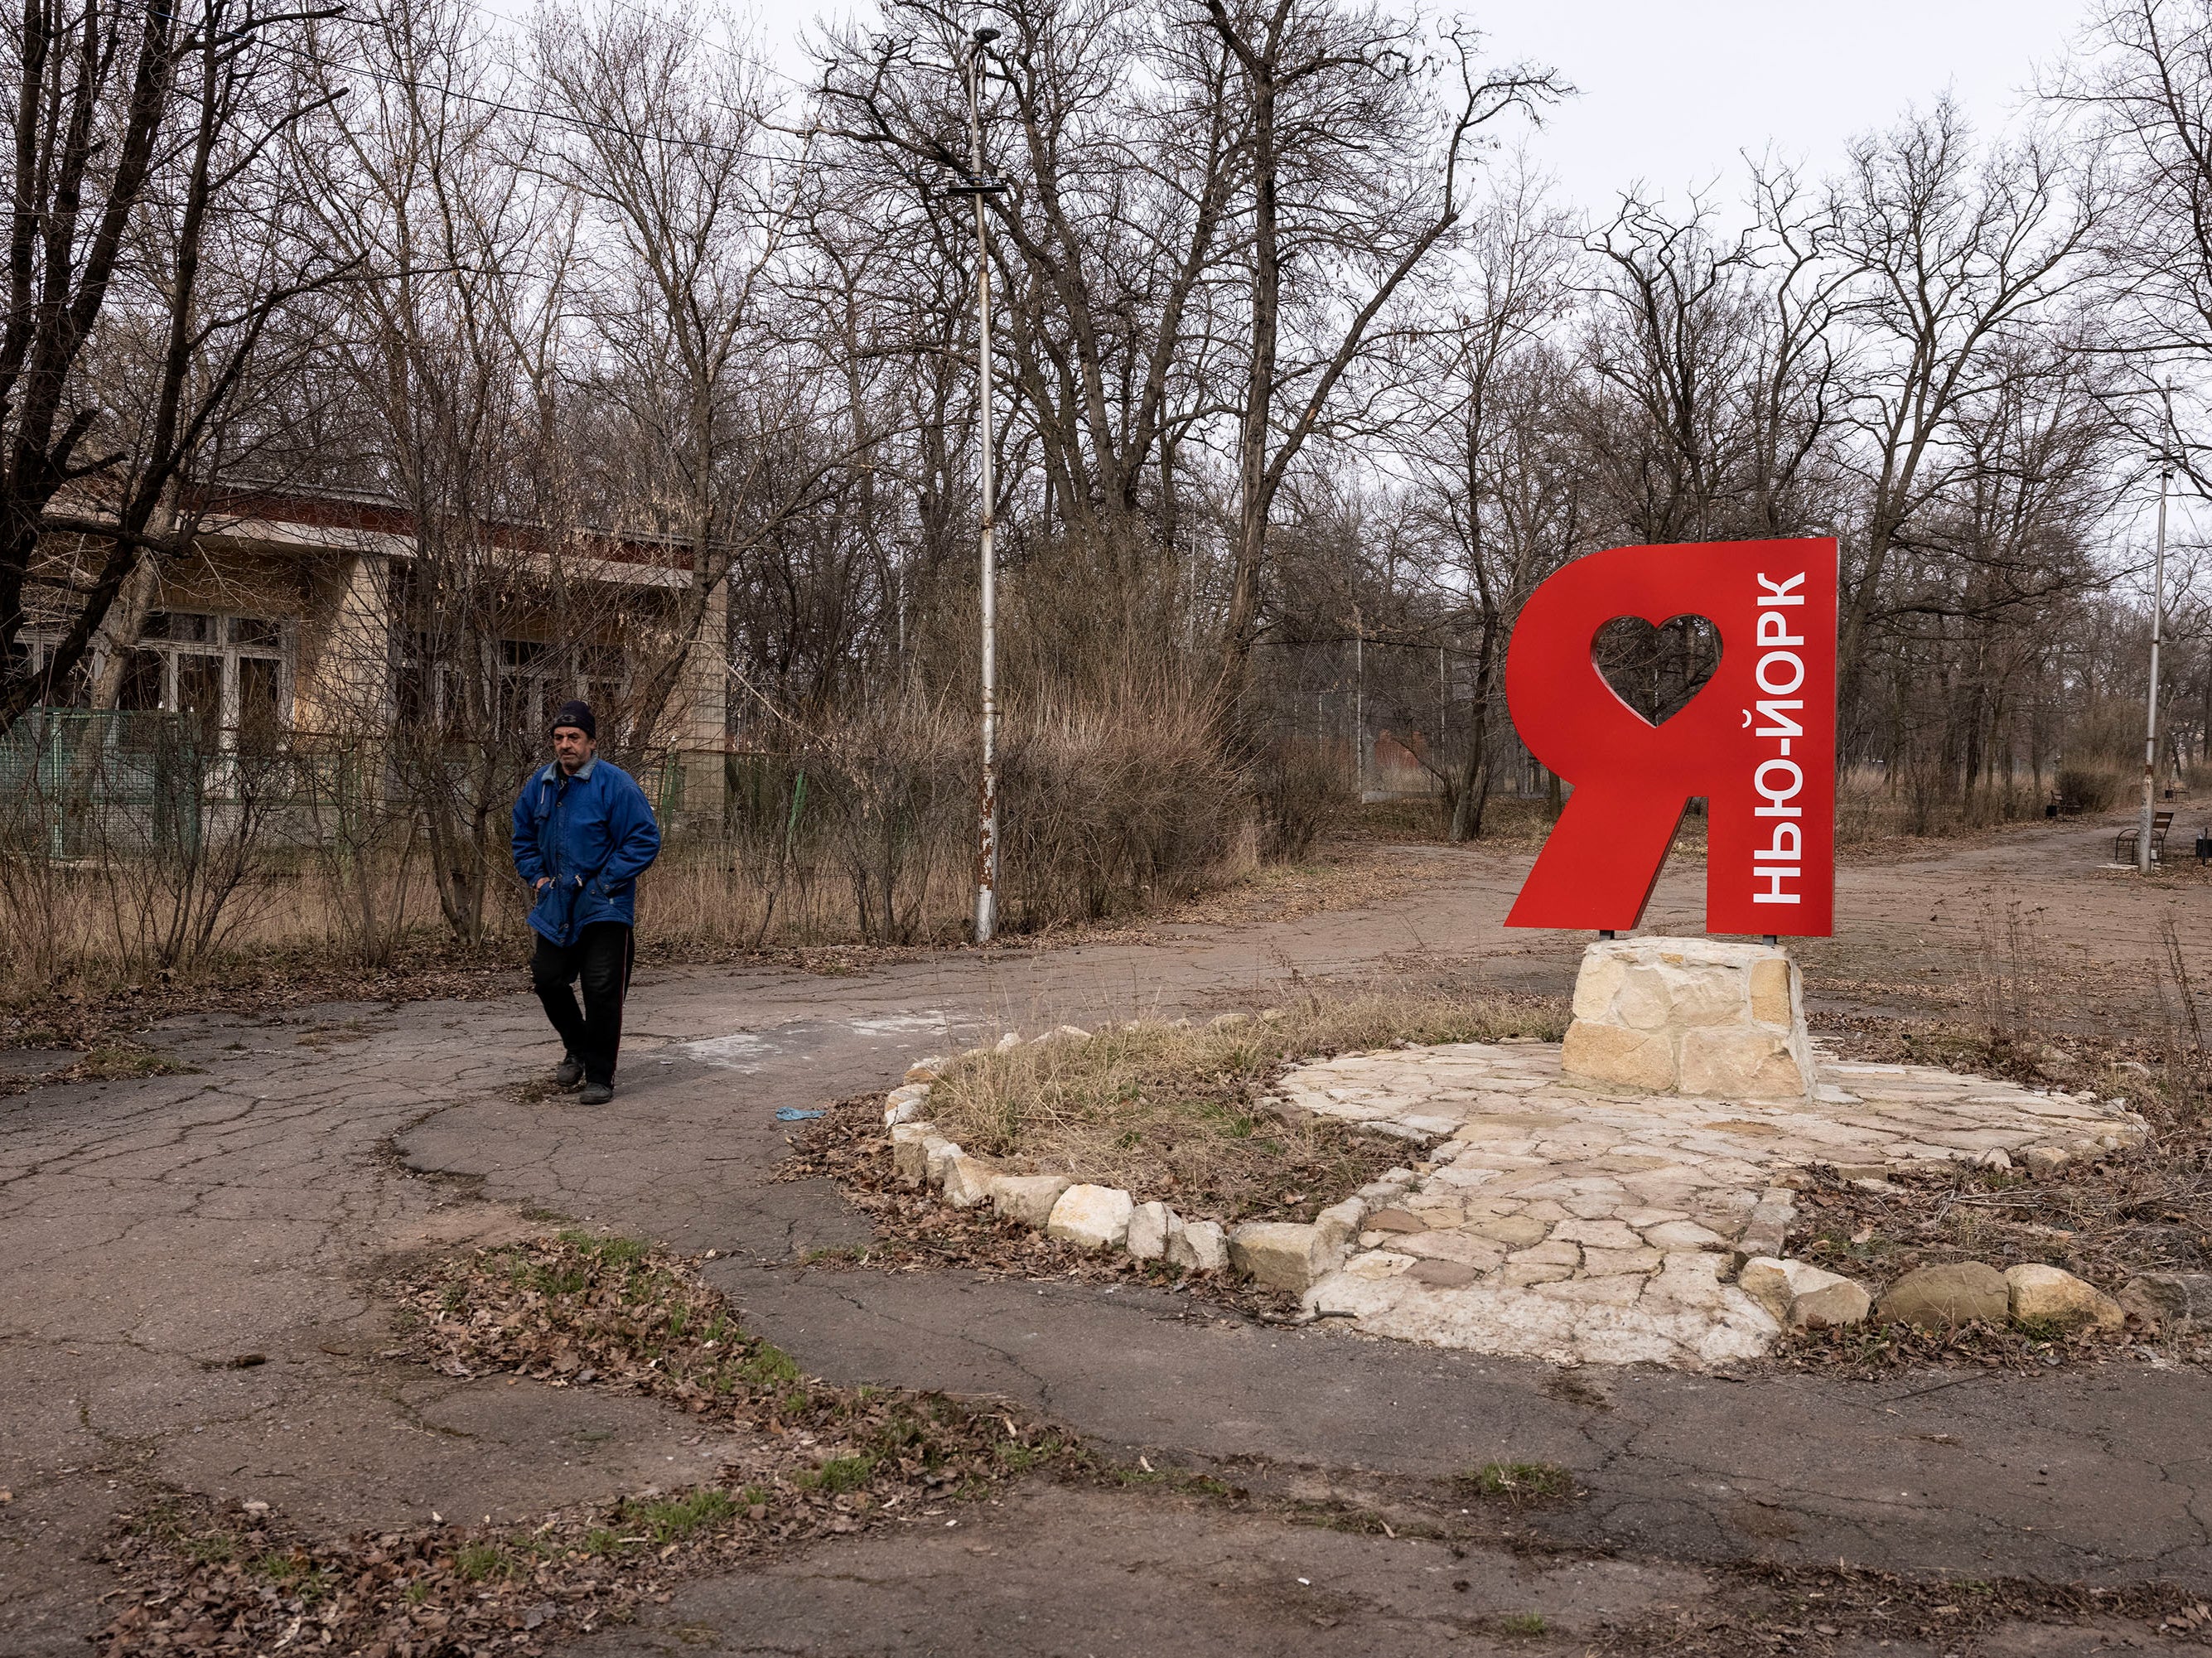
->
xmin=775 ymin=1107 xmax=825 ymax=1121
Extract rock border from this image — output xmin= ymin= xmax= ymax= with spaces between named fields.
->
xmin=881 ymin=1032 xmax=1355 ymax=1293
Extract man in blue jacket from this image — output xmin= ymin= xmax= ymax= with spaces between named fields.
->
xmin=511 ymin=700 xmax=662 ymax=1105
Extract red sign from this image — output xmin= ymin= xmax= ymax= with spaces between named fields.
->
xmin=1503 ymin=539 xmax=1837 ymax=937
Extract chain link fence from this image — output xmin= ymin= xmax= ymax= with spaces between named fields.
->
xmin=0 ymin=709 xmax=207 ymax=859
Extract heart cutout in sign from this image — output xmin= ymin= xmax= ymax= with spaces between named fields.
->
xmin=1591 ymin=614 xmax=1722 ymax=727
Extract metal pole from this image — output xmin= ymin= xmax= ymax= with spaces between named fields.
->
xmin=1354 ymin=611 xmax=1364 ymax=803
xmin=2138 ymin=461 xmax=2171 ymax=874
xmin=967 ymin=31 xmax=1001 ymax=942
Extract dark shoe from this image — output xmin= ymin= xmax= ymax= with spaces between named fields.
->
xmin=554 ymin=1055 xmax=584 ymax=1090
xmin=578 ymin=1080 xmax=613 ymax=1105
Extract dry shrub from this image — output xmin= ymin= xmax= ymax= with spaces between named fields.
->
xmin=0 ymin=716 xmax=481 ymax=1008
xmin=999 ymin=681 xmax=1248 ymax=926
xmin=806 ymin=696 xmax=972 ymax=945
xmin=1829 ymin=776 xmax=1908 ymax=845
xmin=2040 ymin=702 xmax=2140 ymax=816
xmin=925 ymin=989 xmax=1567 ymax=1219
xmin=0 ymin=714 xmax=307 ymax=996
xmin=668 ymin=679 xmax=1250 ymax=948
xmin=0 ymin=855 xmax=103 ymax=994
xmin=2054 ymin=763 xmax=2127 ymax=813
xmin=0 ymin=680 xmax=1257 ymax=1007
xmin=1251 ymin=735 xmax=1348 ymax=860
xmin=1970 ymin=898 xmax=2045 ymax=1061
xmin=1830 ymin=693 xmax=2147 ymax=844
xmin=645 ymin=752 xmax=874 ymax=953
xmin=1833 ymin=763 xmax=2060 ymax=845
xmin=2157 ymin=916 xmax=2210 ymax=1121
xmin=292 ymin=731 xmax=424 ymax=969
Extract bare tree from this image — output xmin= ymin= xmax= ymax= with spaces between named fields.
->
xmin=813 ymin=0 xmax=1244 ymax=636
xmin=1865 ymin=331 xmax=2123 ymax=814
xmin=291 ymin=0 xmax=577 ymax=943
xmin=1829 ymin=103 xmax=2102 ymax=727
xmin=1400 ymin=166 xmax=1576 ymax=837
xmin=1574 ymin=172 xmax=1848 ymax=549
xmin=0 ymin=0 xmax=344 ymax=732
xmin=1200 ymin=0 xmax=1561 ymax=683
xmin=2057 ymin=1 xmax=2212 ymax=471
xmin=531 ymin=1 xmax=833 ymax=756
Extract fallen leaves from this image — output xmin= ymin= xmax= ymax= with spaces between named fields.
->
xmin=96 ymin=1232 xmax=1085 ymax=1657
xmin=1597 ymin=1561 xmax=2207 ymax=1656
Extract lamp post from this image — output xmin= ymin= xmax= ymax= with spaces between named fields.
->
xmin=1353 ymin=606 xmax=1364 ymax=802
xmin=2138 ymin=458 xmax=2172 ymax=875
xmin=950 ymin=28 xmax=1007 ymax=940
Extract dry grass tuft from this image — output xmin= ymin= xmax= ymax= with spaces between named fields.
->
xmin=1457 ymin=1461 xmax=1578 ymax=1508
xmin=926 ymin=990 xmax=1566 ymax=1221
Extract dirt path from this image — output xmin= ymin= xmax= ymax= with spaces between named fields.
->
xmin=2 ymin=813 xmax=2208 ymax=1654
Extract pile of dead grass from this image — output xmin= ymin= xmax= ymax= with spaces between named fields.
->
xmin=1789 ymin=1153 xmax=2212 ymax=1294
xmin=1765 ymin=1158 xmax=2211 ymax=1375
xmin=389 ymin=1233 xmax=1088 ymax=1461
xmin=924 ymin=990 xmax=1567 ymax=1221
xmin=1767 ymin=1312 xmax=2139 ymax=1378
xmin=101 ymin=1487 xmax=680 ymax=1657
xmin=98 ymin=1232 xmax=1081 ymax=1657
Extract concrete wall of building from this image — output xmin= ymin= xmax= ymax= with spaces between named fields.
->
xmin=655 ymin=576 xmax=730 ymax=823
xmin=679 ymin=578 xmax=729 ymax=748
xmin=290 ymin=550 xmax=393 ymax=734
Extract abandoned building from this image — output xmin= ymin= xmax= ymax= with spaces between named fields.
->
xmin=9 ymin=489 xmax=732 ymax=819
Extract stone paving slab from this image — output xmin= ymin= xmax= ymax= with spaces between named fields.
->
xmin=1285 ymin=1039 xmax=2147 ymax=1370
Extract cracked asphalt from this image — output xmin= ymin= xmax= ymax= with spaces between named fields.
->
xmin=3 ymin=817 xmax=2208 ymax=1655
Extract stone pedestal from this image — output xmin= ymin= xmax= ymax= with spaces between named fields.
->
xmin=1561 ymin=937 xmax=1814 ymax=1100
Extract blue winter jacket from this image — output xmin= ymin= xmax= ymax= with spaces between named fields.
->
xmin=511 ymin=756 xmax=662 ymax=945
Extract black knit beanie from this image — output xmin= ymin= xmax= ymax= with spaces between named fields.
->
xmin=550 ymin=699 xmax=596 ymax=739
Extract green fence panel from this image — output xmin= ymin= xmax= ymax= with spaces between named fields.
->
xmin=0 ymin=709 xmax=204 ymax=859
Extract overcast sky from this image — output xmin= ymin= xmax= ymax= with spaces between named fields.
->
xmin=714 ymin=0 xmax=2099 ymax=214
xmin=1480 ymin=0 xmax=2091 ymax=210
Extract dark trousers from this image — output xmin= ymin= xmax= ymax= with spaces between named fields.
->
xmin=531 ymin=921 xmax=635 ymax=1085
